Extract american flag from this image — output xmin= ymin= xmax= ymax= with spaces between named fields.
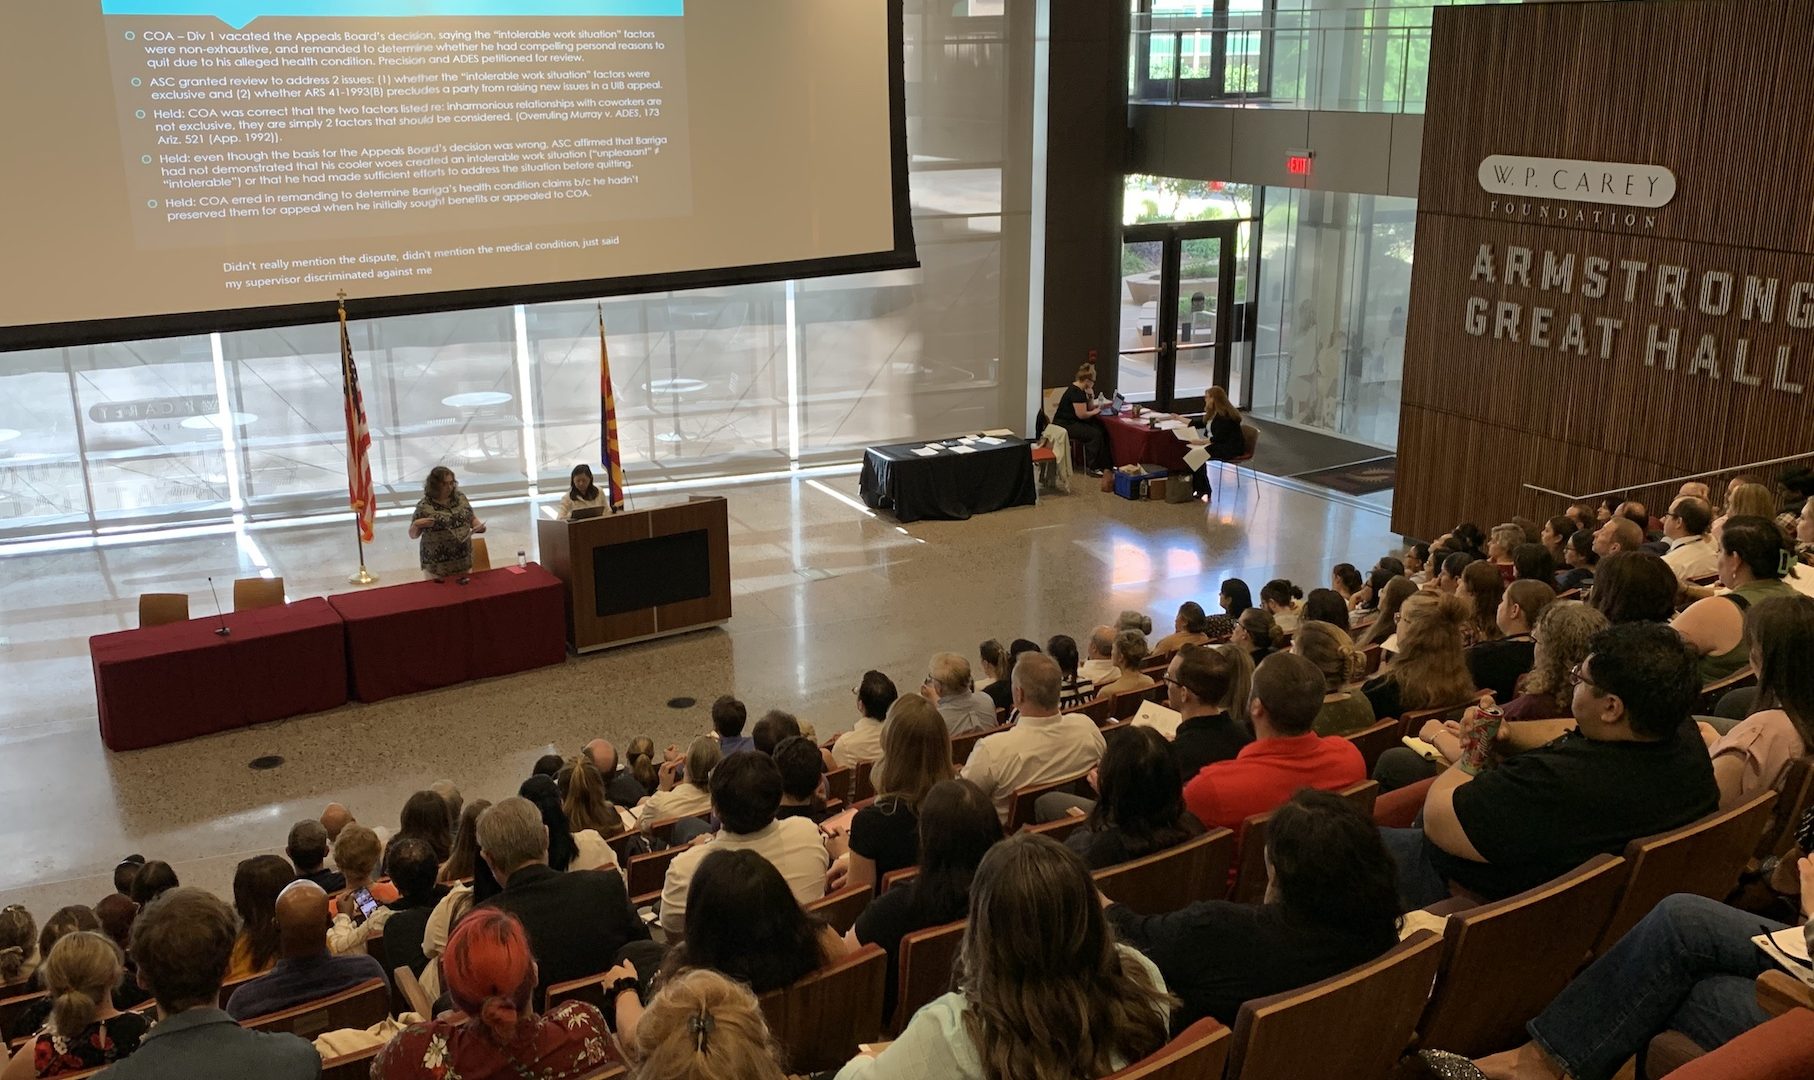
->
xmin=340 ymin=300 xmax=376 ymax=542
xmin=599 ymin=304 xmax=626 ymax=512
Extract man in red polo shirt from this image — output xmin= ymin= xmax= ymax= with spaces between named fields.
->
xmin=1184 ymin=652 xmax=1365 ymax=833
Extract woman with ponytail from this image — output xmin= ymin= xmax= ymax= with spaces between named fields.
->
xmin=628 ymin=968 xmax=787 ymax=1080
xmin=374 ymin=908 xmax=621 ymax=1080
xmin=0 ymin=931 xmax=146 ymax=1078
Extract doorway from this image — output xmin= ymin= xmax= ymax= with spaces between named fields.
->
xmin=1116 ymin=218 xmax=1249 ymax=410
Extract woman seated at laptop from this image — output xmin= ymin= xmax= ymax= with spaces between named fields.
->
xmin=560 ymin=464 xmax=607 ymax=520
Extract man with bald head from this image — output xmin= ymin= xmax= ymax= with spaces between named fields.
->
xmin=224 ymin=880 xmax=385 ymax=1020
xmin=583 ymin=738 xmax=648 ymax=806
xmin=1679 ymin=481 xmax=1711 ymax=502
xmin=1078 ymin=625 xmax=1122 ymax=689
xmin=959 ymin=651 xmax=1106 ymax=823
xmin=920 ymin=652 xmax=998 ymax=737
xmin=1593 ymin=516 xmax=1645 ymax=559
xmin=318 ymin=803 xmax=353 ymax=841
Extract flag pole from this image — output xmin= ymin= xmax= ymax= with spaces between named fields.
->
xmin=341 ymin=291 xmax=379 ymax=586
xmin=599 ymin=303 xmax=627 ymax=514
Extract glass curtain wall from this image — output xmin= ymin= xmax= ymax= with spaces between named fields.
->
xmin=0 ymin=0 xmax=1029 ymax=542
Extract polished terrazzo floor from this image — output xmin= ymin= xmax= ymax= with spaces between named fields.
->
xmin=0 ymin=469 xmax=1399 ymax=916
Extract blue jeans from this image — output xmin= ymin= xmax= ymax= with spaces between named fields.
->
xmin=1527 ymin=893 xmax=1782 ymax=1080
xmin=1380 ymin=827 xmax=1454 ymax=911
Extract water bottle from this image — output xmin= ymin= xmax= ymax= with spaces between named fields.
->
xmin=516 ymin=549 xmax=527 ymax=568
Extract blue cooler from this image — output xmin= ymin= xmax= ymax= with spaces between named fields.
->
xmin=1113 ymin=465 xmax=1168 ymax=500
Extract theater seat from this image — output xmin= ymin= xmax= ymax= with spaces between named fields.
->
xmin=1654 ymin=1010 xmax=1814 ymax=1079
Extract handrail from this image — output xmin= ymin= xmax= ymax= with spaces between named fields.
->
xmin=1521 ymin=450 xmax=1814 ymax=505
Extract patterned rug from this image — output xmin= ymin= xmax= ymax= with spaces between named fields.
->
xmin=1291 ymin=456 xmax=1398 ymax=496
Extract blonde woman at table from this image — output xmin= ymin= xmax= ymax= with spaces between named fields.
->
xmin=1186 ymin=386 xmax=1246 ymax=498
xmin=409 ymin=466 xmax=486 ymax=580
xmin=559 ymin=463 xmax=608 ymax=520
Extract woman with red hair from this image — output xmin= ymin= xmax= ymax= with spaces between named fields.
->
xmin=373 ymin=908 xmax=622 ymax=1079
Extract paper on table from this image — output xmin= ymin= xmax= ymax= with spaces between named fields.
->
xmin=1183 ymin=446 xmax=1211 ymax=472
xmin=910 ymin=446 xmax=940 ymax=457
xmin=948 ymin=445 xmax=978 ymax=455
xmin=976 ymin=436 xmax=1006 ymax=446
xmin=1155 ymin=420 xmax=1190 ymax=431
xmin=981 ymin=428 xmax=1016 ymax=438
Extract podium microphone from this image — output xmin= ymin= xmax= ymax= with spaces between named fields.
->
xmin=206 ymin=577 xmax=231 ymax=637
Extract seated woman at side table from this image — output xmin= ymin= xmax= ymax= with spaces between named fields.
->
xmin=1186 ymin=386 xmax=1247 ymax=498
xmin=409 ymin=466 xmax=485 ymax=580
xmin=1053 ymin=363 xmax=1111 ymax=476
xmin=559 ymin=463 xmax=608 ymax=520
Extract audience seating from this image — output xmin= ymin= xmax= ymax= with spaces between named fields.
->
xmin=880 ymin=866 xmax=919 ymax=893
xmin=1224 ymin=929 xmax=1444 ymax=1080
xmin=852 ymin=759 xmax=876 ymax=803
xmin=1231 ymin=782 xmax=1377 ymax=903
xmin=1395 ymin=699 xmax=1482 ymax=738
xmin=806 ymin=882 xmax=872 ymax=934
xmin=546 ymin=971 xmax=611 ymax=1013
xmin=891 ymin=918 xmax=966 ymax=1035
xmin=231 ymin=575 xmax=286 ymax=612
xmin=1645 ymin=971 xmax=1814 ymax=1078
xmin=1410 ymin=854 xmax=1630 ymax=1059
xmin=241 ymin=978 xmax=389 ymax=1040
xmin=1699 ymin=664 xmax=1756 ymax=710
xmin=952 ymin=724 xmax=1006 ymax=766
xmin=395 ymin=965 xmax=435 ymax=1019
xmin=1593 ymin=791 xmax=1778 ymax=956
xmin=1078 ymin=695 xmax=1116 ymax=724
xmin=470 ymin=537 xmax=492 ymax=571
xmin=1343 ymin=718 xmax=1401 ymax=775
xmin=626 ymin=845 xmax=689 ymax=905
xmin=1100 ymin=1016 xmax=1230 ymax=1080
xmin=758 ymin=943 xmax=887 ymax=1074
xmin=824 ymin=764 xmax=853 ymax=802
xmin=1094 ymin=828 xmax=1236 ymax=916
xmin=0 ymin=985 xmax=43 ymax=1042
xmin=1372 ymin=775 xmax=1438 ymax=829
xmin=217 ymin=971 xmax=262 ymax=1008
xmin=1006 ymin=769 xmax=1093 ymax=832
xmin=320 ymin=1045 xmax=385 ymax=1080
xmin=138 ymin=592 xmax=190 ymax=627
xmin=1755 ymin=755 xmax=1814 ymax=860
xmin=1021 ymin=813 xmax=1089 ymax=844
xmin=1112 ymin=688 xmax=1149 ymax=720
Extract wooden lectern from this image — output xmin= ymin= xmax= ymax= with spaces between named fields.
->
xmin=535 ymin=496 xmax=732 ymax=653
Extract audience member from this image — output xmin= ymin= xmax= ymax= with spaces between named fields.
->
xmin=638 ymin=736 xmax=720 ymax=825
xmin=318 ymin=803 xmax=358 ymax=842
xmin=1383 ymin=623 xmax=1719 ymax=908
xmin=1301 ymin=588 xmax=1350 ymax=632
xmin=374 ymin=908 xmax=620 ymax=1080
xmin=1109 ymin=788 xmax=1400 ymax=1027
xmin=1355 ymin=576 xmax=1415 ymax=651
xmin=850 ymin=779 xmax=1002 ymax=1020
xmin=561 ymin=756 xmax=625 ymax=839
xmin=126 ymin=862 xmax=178 ymax=909
xmin=1291 ymin=620 xmax=1373 ymax=736
xmin=1232 ymin=608 xmax=1285 ymax=667
xmin=1260 ymin=579 xmax=1304 ymax=633
xmin=1501 ymin=600 xmax=1607 ymax=720
xmin=1156 ymin=643 xmax=1247 ymax=779
xmin=83 ymin=888 xmax=320 ymax=1080
xmin=224 ymin=880 xmax=386 ymax=1020
xmin=1184 ymin=653 xmax=1365 ymax=835
xmin=1093 ymin=629 xmax=1155 ymax=700
xmin=1210 ymin=578 xmax=1252 ymax=637
xmin=1467 ymin=579 xmax=1554 ymax=701
xmin=1405 ymin=543 xmax=1433 ymax=585
xmin=1704 ymin=596 xmax=1814 ymax=808
xmin=1047 ymin=634 xmax=1094 ymax=709
xmin=1680 ymin=480 xmax=1711 ymax=500
xmin=711 ymin=696 xmax=754 ymax=756
xmin=772 ymin=736 xmax=829 ymax=822
xmin=1116 ymin=609 xmax=1154 ymax=635
xmin=1589 ymin=550 xmax=1678 ymax=624
xmin=845 ymin=695 xmax=954 ymax=889
xmin=627 ymin=968 xmax=787 ymax=1080
xmin=1362 ymin=592 xmax=1475 ymax=722
xmin=0 ymin=905 xmax=38 ymax=987
xmin=659 ymin=849 xmax=846 ymax=1001
xmin=284 ymin=820 xmax=343 ymax=894
xmin=831 ymin=670 xmax=896 ymax=767
xmin=1078 ymin=625 xmax=1120 ymax=687
xmin=1486 ymin=524 xmax=1523 ymax=583
xmin=518 ymin=774 xmax=596 ymax=872
xmin=358 ymin=837 xmax=446 ymax=979
xmin=92 ymin=896 xmax=136 ymax=969
xmin=111 ymin=856 xmax=145 ymax=898
xmin=1538 ymin=516 xmax=1575 ymax=565
xmin=921 ymin=653 xmax=997 ymax=736
xmin=2 ymin=931 xmax=147 ymax=1078
xmin=420 ymin=799 xmax=490 ymax=997
xmin=583 ymin=739 xmax=650 ymax=807
xmin=960 ymin=653 xmax=1106 ymax=824
xmin=977 ymin=639 xmax=1013 ymax=711
xmin=476 ymin=796 xmax=649 ymax=996
xmin=1674 ymin=516 xmax=1799 ymax=682
xmin=1511 ymin=543 xmax=1556 ymax=586
xmin=440 ymin=797 xmax=490 ymax=883
xmin=625 ymin=737 xmax=661 ymax=798
xmin=1715 ymin=480 xmax=1777 ymax=536
xmin=395 ymin=790 xmax=454 ymax=866
xmin=429 ymin=779 xmax=463 ymax=822
xmin=1457 ymin=560 xmax=1506 ymax=646
xmin=225 ymin=855 xmax=293 ymax=980
xmin=1563 ymin=502 xmax=1596 ymax=533
xmin=1555 ymin=528 xmax=1598 ymax=593
xmin=841 ymin=834 xmax=1171 ymax=1080
xmin=1213 ymin=642 xmax=1256 ymax=733
xmin=750 ymin=710 xmax=801 ymax=756
xmin=1150 ymin=601 xmax=1212 ymax=656
xmin=1660 ymin=495 xmax=1719 ymax=580
xmin=2 ymin=908 xmax=102 ymax=1044
xmin=531 ymin=754 xmax=565 ymax=778
xmin=1332 ymin=563 xmax=1365 ymax=608
xmin=1067 ymin=726 xmax=1204 ymax=870
xmin=331 ymin=824 xmax=398 ymax=913
xmin=660 ymin=753 xmax=829 ymax=935
xmin=1593 ymin=515 xmax=1645 ymax=559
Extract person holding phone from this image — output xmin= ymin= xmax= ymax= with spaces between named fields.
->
xmin=409 ymin=466 xmax=485 ymax=580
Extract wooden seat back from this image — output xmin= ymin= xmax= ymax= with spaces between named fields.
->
xmin=1102 ymin=1016 xmax=1231 ymax=1080
xmin=1757 ymin=755 xmax=1814 ymax=860
xmin=891 ymin=918 xmax=965 ymax=1034
xmin=805 ymin=882 xmax=872 ymax=934
xmin=231 ymin=576 xmax=285 ymax=611
xmin=824 ymin=765 xmax=854 ymax=803
xmin=880 ymin=866 xmax=920 ymax=893
xmin=758 ymin=943 xmax=887 ymax=1073
xmin=1414 ymin=854 xmax=1630 ymax=1057
xmin=626 ymin=845 xmax=689 ymax=904
xmin=1344 ymin=718 xmax=1401 ymax=775
xmin=1225 ymin=930 xmax=1445 ymax=1080
xmin=217 ymin=971 xmax=261 ymax=1008
xmin=1595 ymin=790 xmax=1778 ymax=955
xmin=1078 ymin=695 xmax=1116 ymax=724
xmin=321 ymin=1045 xmax=385 ymax=1080
xmin=394 ymin=965 xmax=434 ymax=1018
xmin=240 ymin=978 xmax=389 ymax=1040
xmin=1021 ymin=814 xmax=1089 ymax=845
xmin=952 ymin=725 xmax=1006 ymax=766
xmin=138 ymin=592 xmax=190 ymax=627
xmin=1231 ymin=782 xmax=1376 ymax=903
xmin=851 ymin=760 xmax=876 ymax=803
xmin=1113 ymin=687 xmax=1151 ymax=720
xmin=1007 ymin=769 xmax=1093 ymax=832
xmin=1093 ymin=828 xmax=1236 ymax=915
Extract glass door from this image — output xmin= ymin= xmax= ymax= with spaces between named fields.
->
xmin=1118 ymin=219 xmax=1244 ymax=410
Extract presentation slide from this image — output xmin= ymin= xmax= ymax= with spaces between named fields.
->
xmin=0 ymin=0 xmax=912 ymax=348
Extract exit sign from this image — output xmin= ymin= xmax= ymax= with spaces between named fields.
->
xmin=1286 ymin=149 xmax=1314 ymax=176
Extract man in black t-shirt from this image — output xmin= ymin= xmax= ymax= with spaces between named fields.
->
xmin=1382 ymin=622 xmax=1717 ymax=909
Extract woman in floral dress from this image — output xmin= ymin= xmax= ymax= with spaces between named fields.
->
xmin=410 ymin=466 xmax=487 ymax=580
xmin=372 ymin=909 xmax=620 ymax=1080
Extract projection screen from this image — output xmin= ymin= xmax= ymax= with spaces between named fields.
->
xmin=0 ymin=0 xmax=914 ymax=349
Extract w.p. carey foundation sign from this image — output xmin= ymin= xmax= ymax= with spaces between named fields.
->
xmin=1478 ymin=155 xmax=1677 ymax=208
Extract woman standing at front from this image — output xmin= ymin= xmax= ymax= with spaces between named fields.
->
xmin=410 ymin=466 xmax=486 ymax=580
xmin=1054 ymin=364 xmax=1111 ymax=476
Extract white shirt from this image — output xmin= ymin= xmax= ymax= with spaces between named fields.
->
xmin=959 ymin=711 xmax=1107 ymax=823
xmin=559 ymin=490 xmax=607 ymax=520
xmin=570 ymin=829 xmax=620 ymax=874
xmin=1079 ymin=658 xmax=1121 ymax=686
xmin=659 ymin=818 xmax=829 ymax=934
xmin=1663 ymin=534 xmax=1720 ymax=580
xmin=936 ymin=692 xmax=1001 ymax=738
xmin=636 ymin=783 xmax=713 ymax=826
xmin=832 ymin=718 xmax=886 ymax=768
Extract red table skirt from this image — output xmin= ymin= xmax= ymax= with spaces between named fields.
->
xmin=327 ymin=565 xmax=567 ymax=702
xmin=1103 ymin=414 xmax=1195 ymax=473
xmin=90 ymin=597 xmax=348 ymax=751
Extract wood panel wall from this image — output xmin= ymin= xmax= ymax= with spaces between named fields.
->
xmin=1395 ymin=0 xmax=1814 ymax=540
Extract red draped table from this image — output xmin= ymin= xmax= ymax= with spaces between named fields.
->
xmin=326 ymin=564 xmax=567 ymax=702
xmin=90 ymin=597 xmax=347 ymax=751
xmin=1102 ymin=413 xmax=1196 ymax=473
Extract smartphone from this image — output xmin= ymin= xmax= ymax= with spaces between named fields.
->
xmin=1794 ymin=805 xmax=1814 ymax=854
xmin=351 ymin=887 xmax=379 ymax=921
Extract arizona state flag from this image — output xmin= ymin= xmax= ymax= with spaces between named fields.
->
xmin=340 ymin=300 xmax=376 ymax=542
xmin=598 ymin=304 xmax=626 ymax=512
